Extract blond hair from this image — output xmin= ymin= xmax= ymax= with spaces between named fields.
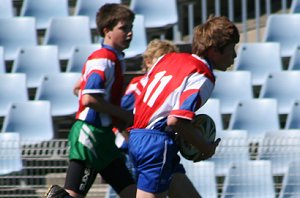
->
xmin=142 ymin=39 xmax=178 ymax=70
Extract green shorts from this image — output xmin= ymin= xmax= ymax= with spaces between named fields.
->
xmin=68 ymin=120 xmax=122 ymax=171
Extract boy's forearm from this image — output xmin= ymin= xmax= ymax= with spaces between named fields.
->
xmin=167 ymin=117 xmax=208 ymax=153
xmin=82 ymin=94 xmax=133 ymax=123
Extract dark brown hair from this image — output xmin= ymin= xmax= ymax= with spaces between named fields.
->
xmin=96 ymin=3 xmax=135 ymax=37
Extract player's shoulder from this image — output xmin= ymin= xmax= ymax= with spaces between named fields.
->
xmin=130 ymin=75 xmax=145 ymax=84
xmin=163 ymin=52 xmax=203 ymax=64
xmin=163 ymin=52 xmax=193 ymax=58
xmin=88 ymin=47 xmax=118 ymax=61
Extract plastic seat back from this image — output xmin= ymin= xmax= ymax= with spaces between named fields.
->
xmin=124 ymin=14 xmax=147 ymax=59
xmin=228 ymin=99 xmax=280 ymax=141
xmin=66 ymin=44 xmax=101 ymax=72
xmin=35 ymin=73 xmax=81 ymax=117
xmin=0 ymin=17 xmax=37 ymax=61
xmin=0 ymin=74 xmax=28 ymax=117
xmin=20 ymin=0 xmax=69 ymax=30
xmin=11 ymin=45 xmax=61 ymax=88
xmin=285 ymin=100 xmax=300 ymax=129
xmin=43 ymin=16 xmax=92 ymax=60
xmin=212 ymin=71 xmax=253 ymax=114
xmin=233 ymin=42 xmax=282 ymax=86
xmin=181 ymin=160 xmax=218 ymax=198
xmin=208 ymin=130 xmax=249 ymax=177
xmin=130 ymin=0 xmax=178 ymax=29
xmin=263 ymin=14 xmax=300 ymax=58
xmin=259 ymin=71 xmax=300 ymax=115
xmin=222 ymin=160 xmax=275 ymax=198
xmin=288 ymin=46 xmax=300 ymax=70
xmin=0 ymin=47 xmax=5 ymax=73
xmin=1 ymin=101 xmax=54 ymax=145
xmin=0 ymin=133 xmax=22 ymax=175
xmin=279 ymin=160 xmax=300 ymax=198
xmin=257 ymin=130 xmax=300 ymax=176
xmin=195 ymin=98 xmax=224 ymax=132
xmin=290 ymin=0 xmax=300 ymax=13
xmin=0 ymin=0 xmax=14 ymax=18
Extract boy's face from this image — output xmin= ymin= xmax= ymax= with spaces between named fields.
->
xmin=212 ymin=43 xmax=237 ymax=71
xmin=105 ymin=20 xmax=133 ymax=51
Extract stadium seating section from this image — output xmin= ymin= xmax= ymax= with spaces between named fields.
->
xmin=0 ymin=0 xmax=300 ymax=197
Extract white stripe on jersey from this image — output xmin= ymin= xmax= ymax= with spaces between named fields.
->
xmin=85 ymin=58 xmax=115 ymax=74
xmin=78 ymin=108 xmax=89 ymax=121
xmin=82 ymin=89 xmax=104 ymax=95
xmin=185 ymin=72 xmax=215 ymax=107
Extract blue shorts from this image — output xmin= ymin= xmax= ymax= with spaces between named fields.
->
xmin=128 ymin=129 xmax=182 ymax=193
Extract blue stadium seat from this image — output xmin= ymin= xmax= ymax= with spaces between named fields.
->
xmin=0 ymin=74 xmax=28 ymax=117
xmin=124 ymin=14 xmax=147 ymax=59
xmin=233 ymin=42 xmax=282 ymax=86
xmin=221 ymin=160 xmax=276 ymax=198
xmin=35 ymin=73 xmax=81 ymax=117
xmin=1 ymin=101 xmax=54 ymax=145
xmin=66 ymin=44 xmax=101 ymax=73
xmin=11 ymin=45 xmax=61 ymax=88
xmin=104 ymin=186 xmax=117 ymax=198
xmin=0 ymin=46 xmax=5 ymax=73
xmin=195 ymin=98 xmax=224 ymax=132
xmin=130 ymin=0 xmax=178 ymax=40
xmin=228 ymin=99 xmax=280 ymax=141
xmin=263 ymin=14 xmax=300 ymax=58
xmin=290 ymin=0 xmax=300 ymax=13
xmin=285 ymin=100 xmax=300 ymax=129
xmin=288 ymin=46 xmax=300 ymax=70
xmin=74 ymin=0 xmax=121 ymax=29
xmin=43 ymin=16 xmax=92 ymax=60
xmin=20 ymin=0 xmax=69 ymax=30
xmin=0 ymin=0 xmax=14 ymax=18
xmin=212 ymin=71 xmax=253 ymax=115
xmin=181 ymin=160 xmax=218 ymax=198
xmin=0 ymin=17 xmax=38 ymax=61
xmin=207 ymin=130 xmax=249 ymax=177
xmin=259 ymin=71 xmax=300 ymax=115
xmin=257 ymin=130 xmax=300 ymax=176
xmin=0 ymin=133 xmax=23 ymax=175
xmin=279 ymin=161 xmax=300 ymax=198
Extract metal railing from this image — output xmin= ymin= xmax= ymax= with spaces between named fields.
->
xmin=177 ymin=0 xmax=292 ymax=43
xmin=1 ymin=137 xmax=300 ymax=198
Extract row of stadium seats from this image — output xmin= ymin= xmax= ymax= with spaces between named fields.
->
xmin=1 ymin=72 xmax=300 ymax=140
xmin=0 ymin=0 xmax=121 ymax=30
xmin=0 ymin=0 xmax=181 ymax=62
xmin=1 ymin=41 xmax=300 ymax=87
xmin=199 ymin=98 xmax=300 ymax=137
xmin=0 ymin=15 xmax=147 ymax=61
xmin=182 ymin=159 xmax=300 ymax=198
xmin=2 ymin=14 xmax=300 ymax=64
xmin=2 ymin=131 xmax=300 ymax=197
xmin=1 ymin=0 xmax=178 ymax=38
xmin=1 ymin=1 xmax=300 ymax=197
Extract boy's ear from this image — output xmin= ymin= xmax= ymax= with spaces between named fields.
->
xmin=103 ymin=27 xmax=110 ymax=36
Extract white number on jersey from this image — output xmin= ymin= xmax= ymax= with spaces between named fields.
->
xmin=143 ymin=71 xmax=173 ymax=107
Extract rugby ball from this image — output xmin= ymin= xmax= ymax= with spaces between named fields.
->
xmin=179 ymin=114 xmax=216 ymax=162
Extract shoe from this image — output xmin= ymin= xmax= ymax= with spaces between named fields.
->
xmin=45 ymin=185 xmax=69 ymax=198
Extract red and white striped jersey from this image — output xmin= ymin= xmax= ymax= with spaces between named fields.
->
xmin=76 ymin=45 xmax=125 ymax=127
xmin=132 ymin=52 xmax=215 ymax=130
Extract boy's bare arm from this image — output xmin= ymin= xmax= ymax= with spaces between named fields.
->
xmin=82 ymin=94 xmax=133 ymax=128
xmin=167 ymin=116 xmax=220 ymax=160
